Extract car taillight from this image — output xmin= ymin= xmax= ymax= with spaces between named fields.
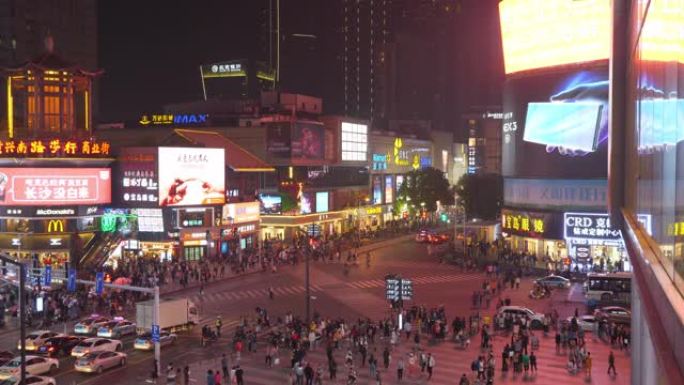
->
xmin=48 ymin=347 xmax=55 ymax=352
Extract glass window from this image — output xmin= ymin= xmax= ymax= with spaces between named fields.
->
xmin=341 ymin=122 xmax=368 ymax=161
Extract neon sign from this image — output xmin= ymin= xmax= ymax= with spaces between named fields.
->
xmin=0 ymin=139 xmax=110 ymax=158
xmin=139 ymin=114 xmax=209 ymax=126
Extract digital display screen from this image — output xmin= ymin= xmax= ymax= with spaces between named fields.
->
xmin=372 ymin=176 xmax=383 ymax=205
xmin=315 ymin=192 xmax=329 ymax=213
xmin=259 ymin=194 xmax=282 ymax=214
xmin=524 ymin=102 xmax=603 ymax=152
xmin=384 ymin=175 xmax=393 ymax=204
xmin=292 ymin=122 xmax=325 ymax=160
xmin=499 ymin=0 xmax=610 ymax=74
xmin=0 ymin=168 xmax=112 ymax=206
xmin=502 ymin=67 xmax=609 ymax=178
xmin=300 ymin=192 xmax=313 ymax=214
xmin=158 ymin=147 xmax=225 ymax=207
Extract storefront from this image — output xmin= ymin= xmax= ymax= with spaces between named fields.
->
xmin=261 ymin=211 xmax=345 ymax=241
xmin=346 ymin=205 xmax=387 ymax=230
xmin=179 ymin=228 xmax=220 ymax=261
xmin=222 ymin=201 xmax=261 ymax=252
xmin=500 ymin=208 xmax=568 ymax=265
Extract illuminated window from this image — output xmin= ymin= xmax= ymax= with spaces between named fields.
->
xmin=341 ymin=122 xmax=368 ymax=161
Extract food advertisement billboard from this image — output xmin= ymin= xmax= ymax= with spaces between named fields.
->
xmin=0 ymin=168 xmax=111 ymax=206
xmin=499 ymin=0 xmax=610 ymax=74
xmin=292 ymin=122 xmax=325 ymax=160
xmin=502 ymin=66 xmax=609 ymax=178
xmin=158 ymin=147 xmax=225 ymax=207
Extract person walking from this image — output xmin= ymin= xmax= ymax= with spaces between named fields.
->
xmin=530 ymin=351 xmax=537 ymax=373
xmin=383 ymin=347 xmax=391 ymax=369
xmin=221 ymin=354 xmax=229 ymax=380
xmin=397 ymin=357 xmax=405 ymax=381
xmin=213 ymin=369 xmax=222 ymax=385
xmin=304 ymin=362 xmax=314 ymax=385
xmin=584 ymin=352 xmax=592 ymax=378
xmin=215 ymin=316 xmax=223 ymax=338
xmin=235 ymin=365 xmax=244 ymax=385
xmin=206 ymin=370 xmax=215 ymax=385
xmin=427 ymin=353 xmax=435 ymax=380
xmin=459 ymin=373 xmax=470 ymax=385
xmin=608 ymin=350 xmax=617 ymax=376
xmin=268 ymin=286 xmax=274 ymax=300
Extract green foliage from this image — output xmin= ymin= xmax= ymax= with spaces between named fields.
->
xmin=454 ymin=173 xmax=502 ymax=220
xmin=280 ymin=193 xmax=298 ymax=213
xmin=394 ymin=167 xmax=455 ymax=214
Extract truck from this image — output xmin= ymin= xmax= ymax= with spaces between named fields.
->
xmin=136 ymin=297 xmax=199 ymax=333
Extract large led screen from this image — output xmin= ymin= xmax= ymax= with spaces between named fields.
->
xmin=259 ymin=194 xmax=282 ymax=214
xmin=0 ymin=168 xmax=111 ymax=206
xmin=292 ymin=122 xmax=325 ymax=160
xmin=315 ymin=191 xmax=329 ymax=213
xmin=502 ymin=66 xmax=609 ymax=178
xmin=158 ymin=147 xmax=225 ymax=207
xmin=499 ymin=0 xmax=610 ymax=74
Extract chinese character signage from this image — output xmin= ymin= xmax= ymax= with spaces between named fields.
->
xmin=201 ymin=61 xmax=247 ymax=78
xmin=0 ymin=139 xmax=111 ymax=158
xmin=563 ymin=212 xmax=622 ymax=241
xmin=138 ymin=114 xmax=209 ymax=126
xmin=158 ymin=147 xmax=225 ymax=207
xmin=0 ymin=168 xmax=111 ymax=206
xmin=119 ymin=148 xmax=159 ymax=206
xmin=501 ymin=208 xmax=562 ymax=239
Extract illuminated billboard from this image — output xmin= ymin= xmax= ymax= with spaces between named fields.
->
xmin=0 ymin=168 xmax=111 ymax=206
xmin=341 ymin=122 xmax=368 ymax=161
xmin=259 ymin=194 xmax=282 ymax=214
xmin=315 ymin=192 xmax=329 ymax=213
xmin=158 ymin=147 xmax=225 ymax=207
xmin=502 ymin=66 xmax=609 ymax=178
xmin=499 ymin=0 xmax=610 ymax=74
xmin=292 ymin=122 xmax=325 ymax=160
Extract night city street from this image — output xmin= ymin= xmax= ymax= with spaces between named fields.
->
xmin=0 ymin=0 xmax=683 ymax=385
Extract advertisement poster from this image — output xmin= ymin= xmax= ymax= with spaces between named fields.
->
xmin=266 ymin=123 xmax=291 ymax=157
xmin=300 ymin=192 xmax=314 ymax=214
xmin=119 ymin=147 xmax=158 ymax=206
xmin=292 ymin=122 xmax=325 ymax=160
xmin=501 ymin=208 xmax=563 ymax=239
xmin=384 ymin=175 xmax=393 ymax=204
xmin=315 ymin=191 xmax=329 ymax=213
xmin=502 ymin=66 xmax=609 ymax=178
xmin=157 ymin=147 xmax=225 ymax=207
xmin=372 ymin=176 xmax=383 ymax=205
xmin=0 ymin=168 xmax=111 ymax=206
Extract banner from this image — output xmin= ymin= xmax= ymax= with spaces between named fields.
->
xmin=157 ymin=147 xmax=225 ymax=207
xmin=0 ymin=168 xmax=111 ymax=206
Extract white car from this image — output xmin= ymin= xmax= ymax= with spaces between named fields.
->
xmin=75 ymin=351 xmax=127 ymax=374
xmin=0 ymin=375 xmax=56 ymax=385
xmin=566 ymin=315 xmax=597 ymax=332
xmin=16 ymin=331 xmax=64 ymax=352
xmin=535 ymin=275 xmax=571 ymax=289
xmin=97 ymin=319 xmax=136 ymax=338
xmin=74 ymin=316 xmax=110 ymax=335
xmin=496 ymin=306 xmax=546 ymax=329
xmin=70 ymin=338 xmax=122 ymax=358
xmin=0 ymin=356 xmax=59 ymax=380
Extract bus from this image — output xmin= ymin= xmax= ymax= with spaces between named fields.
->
xmin=584 ymin=272 xmax=632 ymax=304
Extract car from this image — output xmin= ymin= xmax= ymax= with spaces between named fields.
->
xmin=535 ymin=274 xmax=571 ymax=289
xmin=97 ymin=319 xmax=136 ymax=338
xmin=70 ymin=338 xmax=122 ymax=358
xmin=565 ymin=315 xmax=597 ymax=332
xmin=496 ymin=306 xmax=546 ymax=329
xmin=427 ymin=233 xmax=449 ymax=244
xmin=415 ymin=230 xmax=431 ymax=243
xmin=0 ymin=356 xmax=59 ymax=380
xmin=594 ymin=306 xmax=631 ymax=324
xmin=74 ymin=316 xmax=110 ymax=335
xmin=0 ymin=375 xmax=56 ymax=385
xmin=36 ymin=336 xmax=86 ymax=357
xmin=74 ymin=351 xmax=127 ymax=374
xmin=0 ymin=352 xmax=13 ymax=367
xmin=134 ymin=331 xmax=177 ymax=351
xmin=16 ymin=331 xmax=64 ymax=352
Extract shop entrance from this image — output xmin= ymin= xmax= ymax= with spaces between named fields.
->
xmin=183 ymin=246 xmax=205 ymax=261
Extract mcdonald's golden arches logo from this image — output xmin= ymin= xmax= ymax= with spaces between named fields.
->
xmin=47 ymin=220 xmax=65 ymax=233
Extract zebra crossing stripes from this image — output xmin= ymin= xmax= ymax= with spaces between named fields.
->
xmin=345 ymin=273 xmax=482 ymax=289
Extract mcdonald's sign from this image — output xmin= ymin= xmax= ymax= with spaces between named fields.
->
xmin=47 ymin=219 xmax=65 ymax=233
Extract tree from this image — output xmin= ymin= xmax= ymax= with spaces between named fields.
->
xmin=394 ymin=167 xmax=454 ymax=215
xmin=454 ymin=173 xmax=502 ymax=220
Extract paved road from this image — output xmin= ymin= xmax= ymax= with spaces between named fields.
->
xmin=0 ymin=238 xmax=631 ymax=384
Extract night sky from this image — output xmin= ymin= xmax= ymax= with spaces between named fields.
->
xmin=98 ymin=0 xmax=266 ymax=121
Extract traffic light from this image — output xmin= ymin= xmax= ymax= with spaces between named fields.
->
xmin=440 ymin=213 xmax=448 ymax=222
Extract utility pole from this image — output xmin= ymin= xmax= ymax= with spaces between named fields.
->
xmin=305 ymin=229 xmax=311 ymax=323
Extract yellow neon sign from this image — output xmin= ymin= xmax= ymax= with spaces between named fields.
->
xmin=47 ymin=220 xmax=65 ymax=233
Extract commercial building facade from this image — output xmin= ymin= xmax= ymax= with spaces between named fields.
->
xmin=611 ymin=0 xmax=684 ymax=383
